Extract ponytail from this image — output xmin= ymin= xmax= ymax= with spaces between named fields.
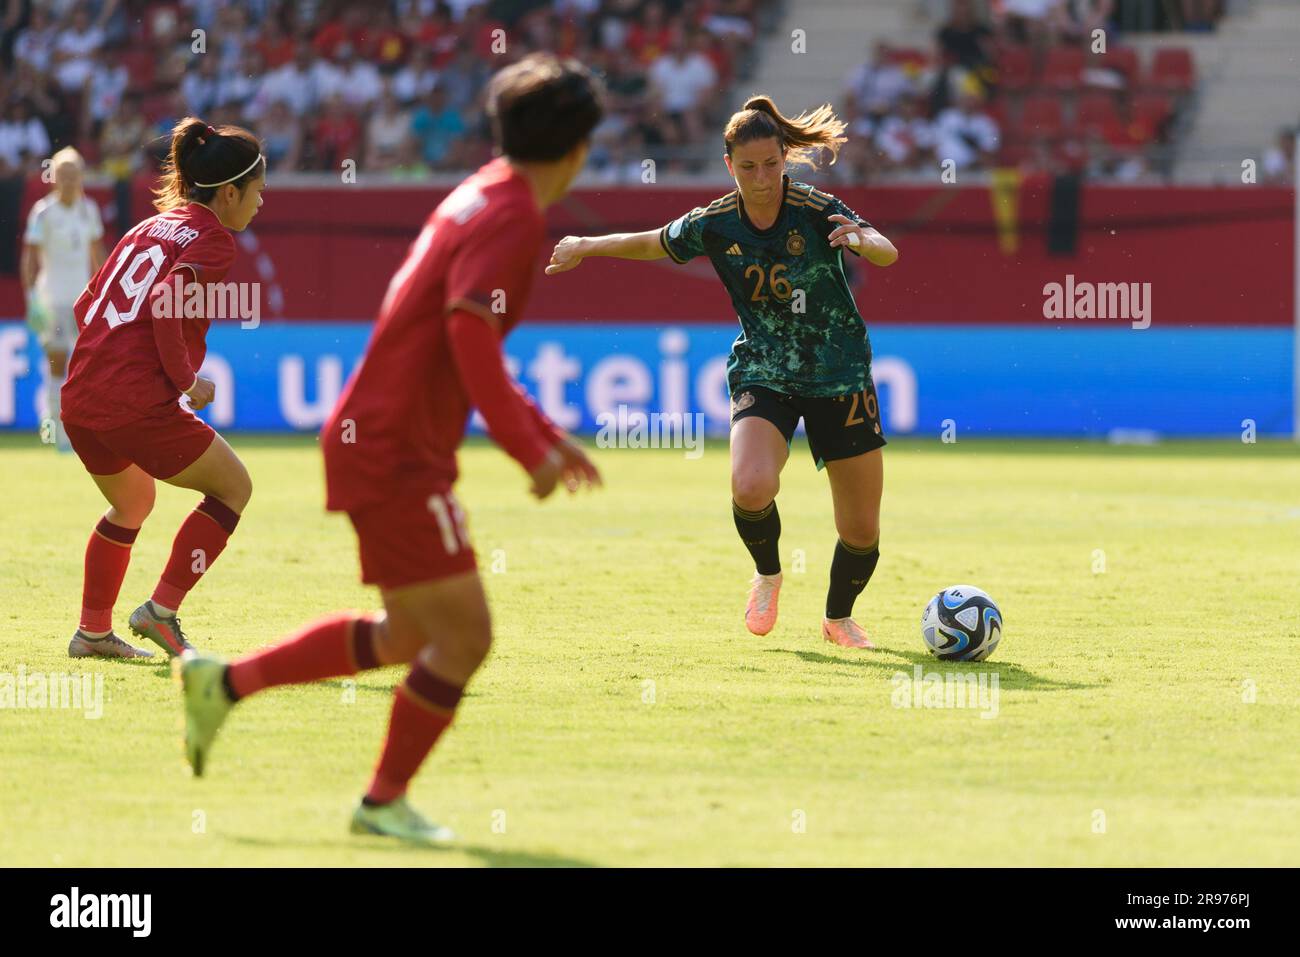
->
xmin=153 ymin=116 xmax=265 ymax=212
xmin=724 ymin=95 xmax=848 ymax=170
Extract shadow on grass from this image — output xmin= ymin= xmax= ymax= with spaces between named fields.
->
xmin=764 ymin=647 xmax=1099 ymax=692
xmin=220 ymin=831 xmax=595 ymax=867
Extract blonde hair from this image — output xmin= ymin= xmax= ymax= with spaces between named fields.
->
xmin=50 ymin=146 xmax=85 ymax=172
xmin=723 ymin=95 xmax=848 ymax=169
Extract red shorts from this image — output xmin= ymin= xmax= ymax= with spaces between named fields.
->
xmin=347 ymin=486 xmax=478 ymax=589
xmin=65 ymin=405 xmax=217 ymax=480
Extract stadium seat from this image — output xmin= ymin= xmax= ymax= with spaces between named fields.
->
xmin=1147 ymin=48 xmax=1195 ymax=93
xmin=1084 ymin=45 xmax=1139 ymax=91
xmin=995 ymin=46 xmax=1035 ymax=95
xmin=122 ymin=49 xmax=157 ymax=92
xmin=1131 ymin=92 xmax=1175 ymax=138
xmin=1043 ymin=46 xmax=1085 ymax=93
xmin=1074 ymin=92 xmax=1122 ymax=137
xmin=1019 ymin=95 xmax=1065 ymax=140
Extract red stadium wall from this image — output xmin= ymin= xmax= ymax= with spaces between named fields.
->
xmin=5 ymin=178 xmax=1292 ymax=326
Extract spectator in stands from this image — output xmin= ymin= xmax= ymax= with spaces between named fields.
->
xmin=256 ymin=100 xmax=303 ymax=173
xmin=218 ymin=50 xmax=267 ymax=120
xmin=210 ymin=4 xmax=255 ymax=73
xmin=260 ymin=41 xmax=336 ymax=117
xmin=393 ymin=46 xmax=439 ymax=105
xmin=371 ymin=8 xmax=410 ymax=73
xmin=1262 ymin=127 xmax=1295 ymax=184
xmin=334 ymin=41 xmax=385 ymax=109
xmin=997 ymin=0 xmax=1064 ymax=48
xmin=389 ymin=135 xmax=431 ymax=179
xmin=52 ymin=4 xmax=106 ymax=93
xmin=932 ymin=77 xmax=1000 ymax=171
xmin=1058 ymin=0 xmax=1116 ymax=42
xmin=312 ymin=92 xmax=363 ymax=171
xmin=0 ymin=98 xmax=51 ymax=177
xmin=99 ymin=94 xmax=147 ymax=180
xmin=410 ymin=85 xmax=466 ymax=169
xmin=437 ymin=46 xmax=490 ymax=114
xmin=13 ymin=5 xmax=57 ymax=75
xmin=627 ymin=0 xmax=675 ymax=65
xmin=937 ymin=0 xmax=994 ymax=73
xmin=829 ymin=98 xmax=882 ymax=185
xmin=180 ymin=53 xmax=223 ymax=117
xmin=876 ymin=93 xmax=937 ymax=172
xmin=931 ymin=0 xmax=995 ymax=116
xmin=85 ymin=46 xmax=128 ymax=130
xmin=844 ymin=42 xmax=915 ymax=114
xmin=365 ymin=86 xmax=413 ymax=172
xmin=648 ymin=26 xmax=718 ymax=160
xmin=254 ymin=15 xmax=296 ymax=70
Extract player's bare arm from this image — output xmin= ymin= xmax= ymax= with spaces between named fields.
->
xmin=827 ymin=214 xmax=898 ymax=267
xmin=545 ymin=229 xmax=667 ymax=275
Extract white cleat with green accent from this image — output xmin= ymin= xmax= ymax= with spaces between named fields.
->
xmin=177 ymin=651 xmax=233 ymax=777
xmin=350 ymin=797 xmax=457 ymax=846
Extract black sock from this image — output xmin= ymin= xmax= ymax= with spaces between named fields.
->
xmin=732 ymin=500 xmax=781 ymax=575
xmin=826 ymin=538 xmax=880 ymax=619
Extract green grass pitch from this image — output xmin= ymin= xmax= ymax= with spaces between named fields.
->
xmin=1 ymin=433 xmax=1298 ymax=866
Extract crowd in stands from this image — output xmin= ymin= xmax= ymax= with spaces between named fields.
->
xmin=831 ymin=0 xmax=1224 ymax=184
xmin=0 ymin=0 xmax=774 ymax=184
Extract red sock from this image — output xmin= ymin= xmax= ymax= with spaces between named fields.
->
xmin=226 ymin=613 xmax=381 ymax=699
xmin=152 ymin=496 xmax=240 ymax=611
xmin=80 ymin=518 xmax=139 ymax=633
xmin=365 ymin=662 xmax=463 ymax=805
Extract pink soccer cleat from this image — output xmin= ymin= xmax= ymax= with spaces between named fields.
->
xmin=745 ymin=572 xmax=782 ymax=636
xmin=822 ymin=617 xmax=875 ymax=650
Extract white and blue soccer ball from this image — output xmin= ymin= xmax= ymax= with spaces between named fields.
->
xmin=921 ymin=585 xmax=1002 ymax=662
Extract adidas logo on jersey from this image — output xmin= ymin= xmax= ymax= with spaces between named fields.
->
xmin=725 ymin=244 xmax=742 ymax=256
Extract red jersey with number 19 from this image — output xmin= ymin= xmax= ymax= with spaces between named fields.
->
xmin=322 ymin=157 xmax=548 ymax=512
xmin=62 ymin=203 xmax=236 ymax=431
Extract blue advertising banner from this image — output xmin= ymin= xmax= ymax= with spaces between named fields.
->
xmin=0 ymin=321 xmax=1291 ymax=437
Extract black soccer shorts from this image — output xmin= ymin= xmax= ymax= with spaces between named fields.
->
xmin=729 ymin=382 xmax=887 ymax=469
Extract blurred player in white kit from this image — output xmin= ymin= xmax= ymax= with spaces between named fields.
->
xmin=21 ymin=147 xmax=106 ymax=450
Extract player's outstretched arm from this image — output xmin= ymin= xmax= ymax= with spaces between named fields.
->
xmin=545 ymin=229 xmax=667 ymax=275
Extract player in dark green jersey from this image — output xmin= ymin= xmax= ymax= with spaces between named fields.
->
xmin=545 ymin=95 xmax=898 ymax=649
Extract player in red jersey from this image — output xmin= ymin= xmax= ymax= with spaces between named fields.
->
xmin=178 ymin=54 xmax=605 ymax=845
xmin=61 ymin=118 xmax=265 ymax=660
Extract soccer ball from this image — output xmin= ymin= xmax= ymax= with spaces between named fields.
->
xmin=921 ymin=585 xmax=1002 ymax=662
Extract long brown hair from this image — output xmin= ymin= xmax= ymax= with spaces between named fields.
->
xmin=153 ymin=117 xmax=264 ymax=212
xmin=723 ymin=95 xmax=847 ymax=169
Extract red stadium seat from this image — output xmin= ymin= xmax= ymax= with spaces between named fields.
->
xmin=984 ymin=97 xmax=1012 ymax=132
xmin=1148 ymin=47 xmax=1195 ymax=93
xmin=995 ymin=46 xmax=1035 ymax=95
xmin=1074 ymin=92 xmax=1121 ymax=137
xmin=1131 ymin=93 xmax=1175 ymax=138
xmin=1043 ymin=46 xmax=1085 ymax=93
xmin=1092 ymin=46 xmax=1140 ymax=89
xmin=122 ymin=49 xmax=157 ymax=93
xmin=996 ymin=140 xmax=1030 ymax=168
xmin=1019 ymin=95 xmax=1064 ymax=140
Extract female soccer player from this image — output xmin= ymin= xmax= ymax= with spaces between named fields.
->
xmin=21 ymin=147 xmax=105 ymax=451
xmin=179 ymin=54 xmax=604 ymax=845
xmin=545 ymin=96 xmax=898 ymax=649
xmin=61 ymin=118 xmax=265 ymax=660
